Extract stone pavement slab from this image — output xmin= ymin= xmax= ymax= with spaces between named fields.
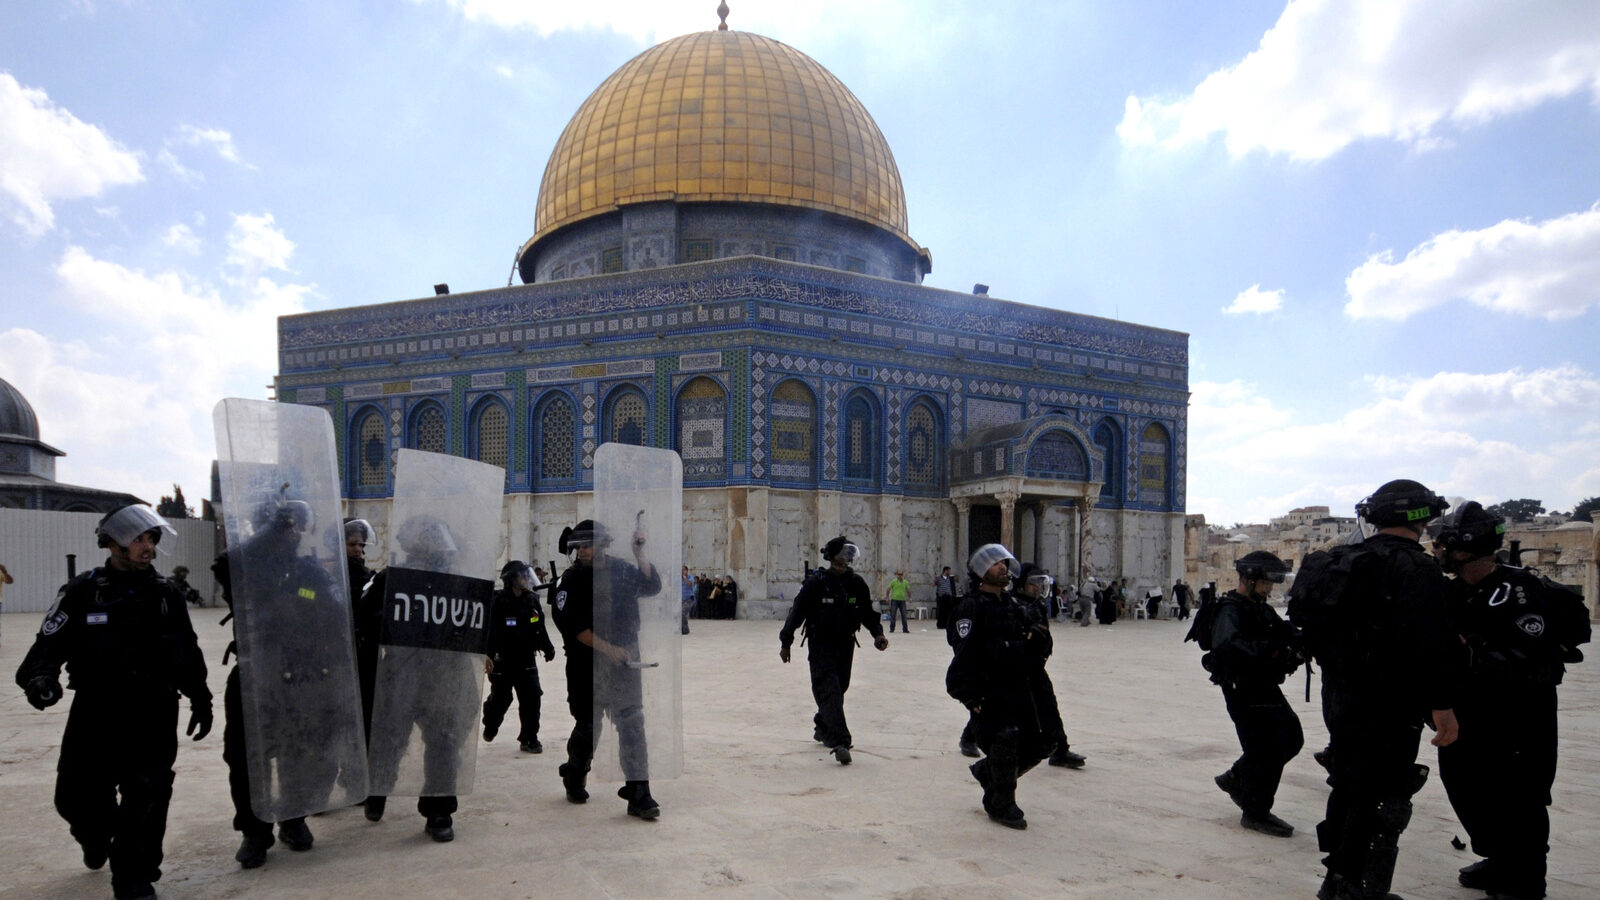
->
xmin=1 ymin=610 xmax=1596 ymax=899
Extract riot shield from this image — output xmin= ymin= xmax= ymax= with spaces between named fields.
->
xmin=212 ymin=398 xmax=369 ymax=821
xmin=592 ymin=442 xmax=683 ymax=782
xmin=369 ymin=449 xmax=504 ymax=798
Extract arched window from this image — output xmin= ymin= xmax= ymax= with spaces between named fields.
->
xmin=1093 ymin=418 xmax=1122 ymax=505
xmin=536 ymin=395 xmax=575 ymax=482
xmin=1026 ymin=429 xmax=1087 ymax=480
xmin=675 ymin=377 xmax=726 ymax=480
xmin=769 ymin=379 xmax=816 ymax=485
xmin=1139 ymin=422 xmax=1172 ymax=509
xmin=842 ymin=391 xmax=877 ymax=486
xmin=409 ymin=402 xmax=447 ymax=454
xmin=470 ymin=398 xmax=509 ymax=470
xmin=353 ymin=407 xmax=387 ymax=489
xmin=904 ymin=399 xmax=941 ymax=493
xmin=606 ymin=388 xmax=648 ymax=447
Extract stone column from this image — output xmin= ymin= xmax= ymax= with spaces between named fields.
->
xmin=1030 ymin=502 xmax=1045 ymax=564
xmin=728 ymin=487 xmax=769 ymax=609
xmin=952 ymin=497 xmax=971 ymax=571
xmin=1587 ymin=511 xmax=1599 ymax=619
xmin=1074 ymin=497 xmax=1092 ymax=589
xmin=997 ymin=489 xmax=1020 ymax=552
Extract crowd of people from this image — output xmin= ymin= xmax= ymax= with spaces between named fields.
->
xmin=11 ymin=475 xmax=1592 ymax=900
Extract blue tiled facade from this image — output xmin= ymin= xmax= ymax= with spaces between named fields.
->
xmin=276 ymin=256 xmax=1188 ymax=514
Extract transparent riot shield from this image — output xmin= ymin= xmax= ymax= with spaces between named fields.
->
xmin=369 ymin=449 xmax=504 ymax=798
xmin=212 ymin=398 xmax=369 ymax=821
xmin=592 ymin=443 xmax=683 ymax=782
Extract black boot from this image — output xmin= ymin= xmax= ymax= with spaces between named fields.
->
xmin=425 ymin=815 xmax=454 ymax=842
xmin=1048 ymin=746 xmax=1086 ymax=768
xmin=559 ymin=762 xmax=589 ymax=803
xmin=620 ymin=780 xmax=661 ymax=819
xmin=1239 ymin=810 xmax=1294 ymax=837
xmin=278 ymin=817 xmax=314 ymax=851
xmin=235 ymin=831 xmax=274 ymax=869
xmin=363 ymin=795 xmax=386 ymax=822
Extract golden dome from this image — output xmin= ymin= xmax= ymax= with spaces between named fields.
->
xmin=530 ymin=29 xmax=914 ymax=250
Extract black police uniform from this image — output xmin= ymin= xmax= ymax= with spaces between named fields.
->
xmin=779 ymin=565 xmax=883 ymax=750
xmin=213 ymin=547 xmax=346 ymax=847
xmin=551 ymin=555 xmax=662 ymax=784
xmin=15 ymin=562 xmax=211 ymax=899
xmin=1315 ymin=533 xmax=1461 ymax=900
xmin=1439 ymin=565 xmax=1589 ymax=898
xmin=946 ymin=587 xmax=1053 ymax=826
xmin=482 ymin=586 xmax=556 ymax=746
xmin=355 ymin=567 xmax=464 ymax=822
xmin=1204 ymin=589 xmax=1304 ymax=819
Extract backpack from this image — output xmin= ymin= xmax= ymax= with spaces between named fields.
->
xmin=1285 ymin=542 xmax=1380 ymax=664
xmin=1533 ymin=573 xmax=1592 ymax=663
xmin=1183 ymin=594 xmax=1220 ymax=649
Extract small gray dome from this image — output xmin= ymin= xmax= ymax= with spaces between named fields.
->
xmin=0 ymin=376 xmax=41 ymax=440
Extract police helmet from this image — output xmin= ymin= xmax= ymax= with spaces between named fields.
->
xmin=1356 ymin=479 xmax=1449 ymax=528
xmin=1430 ymin=501 xmax=1505 ymax=558
xmin=821 ymin=535 xmax=861 ymax=565
xmin=396 ymin=515 xmax=458 ymax=556
xmin=969 ymin=543 xmax=1020 ymax=579
xmin=1234 ymin=550 xmax=1291 ymax=583
xmin=559 ymin=519 xmax=611 ymax=555
xmin=343 ymin=517 xmax=376 ymax=545
xmin=1018 ymin=563 xmax=1053 ymax=592
xmin=500 ymin=559 xmax=532 ymax=586
xmin=96 ymin=504 xmax=176 ymax=550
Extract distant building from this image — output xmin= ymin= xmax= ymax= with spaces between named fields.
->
xmin=0 ymin=376 xmax=142 ymax=513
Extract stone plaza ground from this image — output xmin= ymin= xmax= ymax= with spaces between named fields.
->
xmin=1 ymin=608 xmax=1596 ymax=899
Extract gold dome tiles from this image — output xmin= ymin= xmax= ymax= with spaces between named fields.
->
xmin=532 ymin=29 xmax=912 ymax=245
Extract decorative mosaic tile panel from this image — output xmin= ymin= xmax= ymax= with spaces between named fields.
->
xmin=967 ymin=397 xmax=1024 ymax=432
xmin=450 ymin=375 xmax=469 ymax=456
xmin=677 ymin=377 xmax=726 ymax=480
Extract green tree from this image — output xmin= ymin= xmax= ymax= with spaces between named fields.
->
xmin=1485 ymin=498 xmax=1544 ymax=523
xmin=156 ymin=484 xmax=194 ymax=519
xmin=1571 ymin=496 xmax=1600 ymax=524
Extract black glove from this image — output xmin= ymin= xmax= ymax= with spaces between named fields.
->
xmin=186 ymin=703 xmax=213 ymax=741
xmin=24 ymin=676 xmax=61 ymax=710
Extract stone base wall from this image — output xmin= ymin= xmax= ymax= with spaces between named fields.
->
xmin=343 ymin=490 xmax=1186 ymax=611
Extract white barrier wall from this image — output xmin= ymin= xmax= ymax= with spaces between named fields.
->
xmin=0 ymin=509 xmax=219 ymax=614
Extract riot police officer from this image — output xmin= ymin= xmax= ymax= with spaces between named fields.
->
xmin=1203 ymin=550 xmax=1303 ymax=837
xmin=947 ymin=543 xmax=1052 ymax=830
xmin=16 ymin=505 xmax=212 ymax=900
xmin=779 ymin=535 xmax=889 ymax=765
xmin=551 ymin=519 xmax=664 ymax=818
xmin=1306 ymin=479 xmax=1461 ymax=900
xmin=482 ymin=560 xmax=556 ymax=753
xmin=1433 ymin=501 xmax=1589 ymax=900
xmin=214 ymin=495 xmax=344 ymax=867
xmin=1016 ymin=564 xmax=1086 ymax=769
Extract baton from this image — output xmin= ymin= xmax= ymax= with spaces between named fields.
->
xmin=626 ymin=660 xmax=660 ymax=669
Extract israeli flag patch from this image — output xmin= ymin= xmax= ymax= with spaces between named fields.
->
xmin=505 ymin=618 xmax=518 ymax=627
xmin=86 ymin=612 xmax=109 ymax=625
xmin=955 ymin=618 xmax=972 ymax=639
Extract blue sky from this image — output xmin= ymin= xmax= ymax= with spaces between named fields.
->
xmin=2 ymin=0 xmax=1597 ymax=525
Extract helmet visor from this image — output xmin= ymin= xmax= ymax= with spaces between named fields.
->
xmin=98 ymin=506 xmax=176 ymax=553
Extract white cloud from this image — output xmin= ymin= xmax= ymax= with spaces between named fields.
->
xmin=1222 ymin=284 xmax=1283 ymax=315
xmin=225 ymin=212 xmax=295 ymax=275
xmin=0 ymin=71 xmax=143 ymax=235
xmin=1187 ymin=366 xmax=1600 ymax=524
xmin=1 ymin=234 xmax=314 ymax=504
xmin=157 ymin=148 xmax=201 ymax=185
xmin=1118 ymin=1 xmax=1600 ymax=161
xmin=161 ymin=222 xmax=201 ymax=254
xmin=176 ymin=124 xmax=249 ymax=167
xmin=1345 ymin=204 xmax=1600 ymax=320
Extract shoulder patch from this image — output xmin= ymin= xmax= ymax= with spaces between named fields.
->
xmin=41 ymin=609 xmax=69 ymax=636
xmin=1515 ymin=613 xmax=1546 ymax=638
xmin=554 ymin=590 xmax=567 ymax=612
xmin=955 ymin=618 xmax=973 ymax=639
